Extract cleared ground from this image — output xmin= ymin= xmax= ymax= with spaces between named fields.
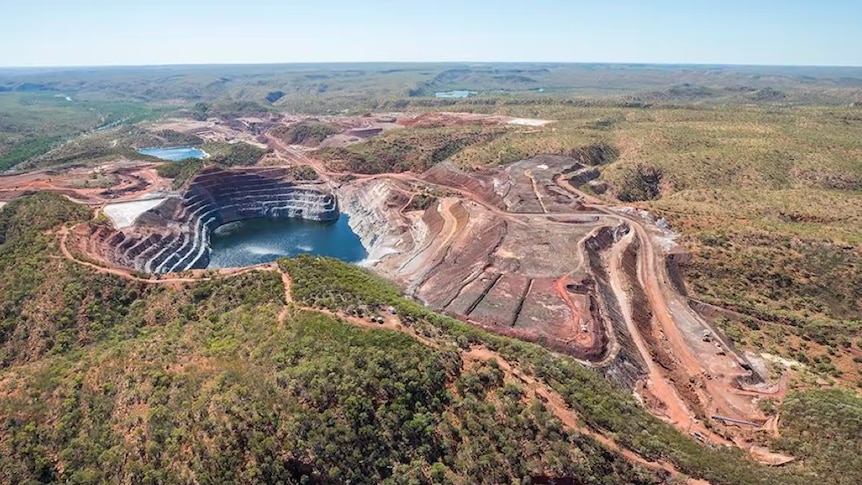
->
xmin=103 ymin=197 xmax=166 ymax=228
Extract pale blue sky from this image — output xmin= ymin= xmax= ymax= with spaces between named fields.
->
xmin=1 ymin=0 xmax=860 ymax=67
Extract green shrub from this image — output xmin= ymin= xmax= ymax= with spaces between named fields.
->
xmin=569 ymin=142 xmax=619 ymax=166
xmin=0 ymin=136 xmax=60 ymax=171
xmin=776 ymin=390 xmax=862 ymax=483
xmin=285 ymin=164 xmax=319 ymax=181
xmin=155 ymin=159 xmax=204 ymax=188
xmin=616 ymin=163 xmax=664 ymax=202
xmin=273 ymin=121 xmax=338 ymax=145
xmin=204 ymin=142 xmax=268 ymax=167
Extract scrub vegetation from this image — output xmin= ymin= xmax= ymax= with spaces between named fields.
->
xmin=155 ymin=158 xmax=205 ymax=188
xmin=202 ymin=142 xmax=269 ymax=167
xmin=434 ymin=103 xmax=862 ymax=383
xmin=318 ymin=125 xmax=506 ymax=174
xmin=0 ymin=195 xmax=653 ymax=484
xmin=0 ymin=92 xmax=167 ymax=170
xmin=155 ymin=142 xmax=270 ymax=188
xmin=3 ymin=195 xmax=859 ymax=484
xmin=271 ymin=120 xmax=339 ymax=146
xmin=284 ymin=164 xmax=320 ymax=181
xmin=775 ymin=389 xmax=862 ymax=483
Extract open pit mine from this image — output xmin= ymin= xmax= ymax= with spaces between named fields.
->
xmin=81 ymin=167 xmax=337 ymax=273
xmin=40 ymin=113 xmax=788 ymax=461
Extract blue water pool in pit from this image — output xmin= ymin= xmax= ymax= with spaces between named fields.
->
xmin=434 ymin=90 xmax=475 ymax=98
xmin=206 ymin=215 xmax=367 ymax=268
xmin=138 ymin=146 xmax=207 ymax=161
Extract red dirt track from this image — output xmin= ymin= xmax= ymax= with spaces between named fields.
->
xmin=10 ymin=112 xmax=793 ymax=467
xmin=54 ymin=225 xmax=713 ymax=483
xmin=0 ymin=161 xmax=170 ymax=205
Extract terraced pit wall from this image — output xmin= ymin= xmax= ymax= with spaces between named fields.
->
xmin=337 ymin=180 xmax=411 ymax=265
xmin=89 ymin=167 xmax=338 ymax=273
xmin=584 ymin=224 xmax=647 ymax=389
xmin=339 ymin=178 xmax=650 ymax=371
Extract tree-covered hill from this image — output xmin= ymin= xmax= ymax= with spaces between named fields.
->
xmin=0 ymin=194 xmax=655 ymax=484
xmin=0 ymin=193 xmax=860 ymax=484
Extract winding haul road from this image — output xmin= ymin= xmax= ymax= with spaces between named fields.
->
xmin=269 ymin=133 xmax=778 ymax=432
xmin=42 ymin=130 xmax=785 ymax=466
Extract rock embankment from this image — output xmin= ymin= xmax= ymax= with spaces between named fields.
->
xmin=337 ymin=180 xmax=412 ymax=266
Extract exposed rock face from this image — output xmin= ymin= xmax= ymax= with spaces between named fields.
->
xmin=338 ymin=178 xmax=504 ymax=307
xmin=568 ymin=167 xmax=600 ymax=187
xmin=337 ymin=180 xmax=412 ymax=265
xmin=83 ymin=155 xmax=676 ymax=392
xmin=90 ymin=167 xmax=338 ymax=273
xmin=336 ymin=166 xmax=628 ymax=375
xmin=586 ymin=225 xmax=647 ymax=388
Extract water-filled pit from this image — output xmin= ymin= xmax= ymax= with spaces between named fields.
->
xmin=206 ymin=214 xmax=367 ymax=268
xmin=138 ymin=146 xmax=207 ymax=161
xmin=434 ymin=90 xmax=476 ymax=98
xmin=88 ymin=167 xmax=368 ymax=274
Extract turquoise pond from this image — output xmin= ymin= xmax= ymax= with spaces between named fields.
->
xmin=138 ymin=146 xmax=207 ymax=161
xmin=206 ymin=215 xmax=367 ymax=268
xmin=434 ymin=90 xmax=475 ymax=98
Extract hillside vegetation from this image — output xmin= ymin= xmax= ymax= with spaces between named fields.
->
xmin=0 ymin=194 xmax=658 ymax=484
xmin=775 ymin=389 xmax=862 ymax=482
xmin=155 ymin=158 xmax=205 ymax=188
xmin=298 ymin=101 xmax=861 ymax=374
xmin=2 ymin=63 xmax=862 ymax=484
xmin=318 ymin=125 xmax=506 ymax=174
xmin=271 ymin=121 xmax=339 ymax=146
xmin=278 ymin=256 xmax=838 ymax=485
xmin=202 ymin=142 xmax=269 ymax=167
xmin=0 ymin=93 xmax=169 ymax=171
xmin=4 ymin=194 xmax=856 ymax=484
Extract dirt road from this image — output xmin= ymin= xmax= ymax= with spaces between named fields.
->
xmin=463 ymin=346 xmax=709 ymax=484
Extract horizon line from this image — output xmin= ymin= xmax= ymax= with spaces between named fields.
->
xmin=2 ymin=60 xmax=862 ymax=70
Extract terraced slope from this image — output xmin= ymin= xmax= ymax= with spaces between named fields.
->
xmin=83 ymin=167 xmax=337 ymax=273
